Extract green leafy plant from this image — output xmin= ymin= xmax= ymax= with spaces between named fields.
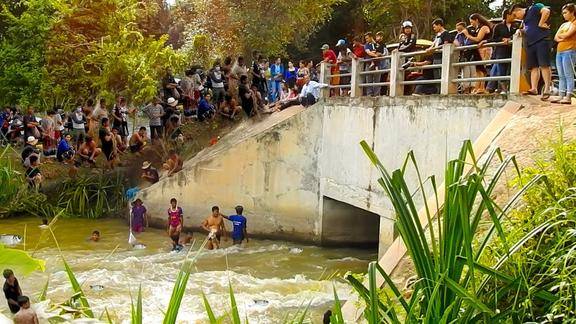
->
xmin=131 ymin=285 xmax=143 ymax=324
xmin=349 ymin=140 xmax=553 ymax=323
xmin=57 ymin=174 xmax=125 ymax=219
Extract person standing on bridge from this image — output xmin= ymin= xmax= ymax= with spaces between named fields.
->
xmin=511 ymin=3 xmax=552 ymax=100
xmin=551 ymin=3 xmax=576 ymax=104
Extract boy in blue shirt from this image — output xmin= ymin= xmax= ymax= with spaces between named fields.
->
xmin=224 ymin=205 xmax=248 ymax=245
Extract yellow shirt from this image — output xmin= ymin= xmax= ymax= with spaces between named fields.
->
xmin=557 ymin=22 xmax=576 ymax=52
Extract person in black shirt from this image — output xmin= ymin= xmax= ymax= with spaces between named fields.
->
xmin=25 ymin=155 xmax=43 ymax=188
xmin=428 ymin=19 xmax=453 ymax=79
xmin=487 ymin=9 xmax=518 ymax=93
xmin=239 ymin=75 xmax=254 ymax=117
xmin=3 ymin=269 xmax=22 ymax=314
xmin=398 ymin=21 xmax=417 ymax=53
xmin=99 ymin=117 xmax=115 ymax=169
xmin=162 ymin=68 xmax=179 ymax=101
xmin=21 ymin=136 xmax=40 ymax=167
xmin=22 ymin=107 xmax=39 ymax=140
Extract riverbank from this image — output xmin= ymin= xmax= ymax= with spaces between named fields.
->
xmin=0 ymin=217 xmax=375 ymax=322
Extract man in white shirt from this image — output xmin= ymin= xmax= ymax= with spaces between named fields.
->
xmin=299 ymin=76 xmax=329 ymax=106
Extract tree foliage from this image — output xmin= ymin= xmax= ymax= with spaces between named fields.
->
xmin=0 ymin=0 xmax=58 ymax=107
xmin=177 ymin=0 xmax=343 ymax=62
xmin=0 ymin=0 xmax=184 ymax=108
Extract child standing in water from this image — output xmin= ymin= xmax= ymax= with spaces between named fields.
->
xmin=167 ymin=198 xmax=184 ymax=251
xmin=131 ymin=198 xmax=148 ymax=233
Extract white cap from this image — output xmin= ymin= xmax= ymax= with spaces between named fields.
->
xmin=402 ymin=21 xmax=413 ymax=28
xmin=26 ymin=136 xmax=38 ymax=145
xmin=167 ymin=97 xmax=178 ymax=107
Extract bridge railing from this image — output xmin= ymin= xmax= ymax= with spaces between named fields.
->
xmin=319 ymin=32 xmax=524 ymax=98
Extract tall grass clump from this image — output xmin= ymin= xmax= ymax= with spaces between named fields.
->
xmin=57 ymin=174 xmax=125 ymax=218
xmin=347 ymin=140 xmax=556 ymax=323
xmin=485 ymin=128 xmax=576 ymax=321
xmin=0 ymin=145 xmax=55 ymax=218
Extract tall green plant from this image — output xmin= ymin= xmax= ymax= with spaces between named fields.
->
xmin=350 ymin=140 xmax=553 ymax=323
xmin=57 ymin=174 xmax=125 ymax=219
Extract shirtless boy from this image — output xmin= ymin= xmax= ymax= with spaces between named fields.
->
xmin=13 ymin=296 xmax=39 ymax=324
xmin=201 ymin=206 xmax=227 ymax=250
xmin=167 ymin=198 xmax=184 ymax=251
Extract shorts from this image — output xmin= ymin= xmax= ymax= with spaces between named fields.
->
xmin=212 ymin=88 xmax=225 ymax=103
xmin=129 ymin=143 xmax=142 ymax=153
xmin=132 ymin=224 xmax=143 ymax=233
xmin=209 ymin=233 xmax=221 ymax=242
xmin=526 ymin=40 xmax=551 ymax=69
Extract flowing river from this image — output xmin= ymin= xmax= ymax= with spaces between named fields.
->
xmin=0 ymin=217 xmax=375 ymax=323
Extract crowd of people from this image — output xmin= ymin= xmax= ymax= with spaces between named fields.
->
xmin=319 ymin=2 xmax=576 ymax=101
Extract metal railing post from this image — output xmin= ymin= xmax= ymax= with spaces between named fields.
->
xmin=350 ymin=58 xmax=361 ymax=97
xmin=389 ymin=50 xmax=403 ymax=97
xmin=509 ymin=32 xmax=524 ymax=94
xmin=319 ymin=61 xmax=330 ymax=98
xmin=440 ymin=43 xmax=458 ymax=95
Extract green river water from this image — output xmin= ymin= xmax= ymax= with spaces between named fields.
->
xmin=0 ymin=217 xmax=375 ymax=323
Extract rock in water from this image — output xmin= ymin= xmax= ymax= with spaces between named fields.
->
xmin=132 ymin=244 xmax=146 ymax=250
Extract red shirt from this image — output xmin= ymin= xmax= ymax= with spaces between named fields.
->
xmin=323 ymin=49 xmax=338 ymax=73
xmin=353 ymin=44 xmax=365 ymax=58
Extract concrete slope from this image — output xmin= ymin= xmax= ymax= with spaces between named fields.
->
xmin=138 ymin=104 xmax=323 ymax=242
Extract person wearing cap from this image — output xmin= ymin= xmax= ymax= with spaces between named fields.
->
xmin=21 ymin=136 xmax=40 ymax=168
xmin=141 ymin=161 xmax=159 ymax=184
xmin=321 ymin=44 xmax=338 ymax=96
xmin=398 ymin=20 xmax=417 ymax=53
xmin=336 ymin=39 xmax=352 ymax=96
xmin=143 ymin=97 xmax=164 ymax=142
xmin=164 ymin=96 xmax=179 ymax=126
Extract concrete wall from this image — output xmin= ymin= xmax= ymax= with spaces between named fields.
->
xmin=139 ymin=96 xmax=506 ymax=249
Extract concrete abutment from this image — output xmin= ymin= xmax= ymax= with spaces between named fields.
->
xmin=138 ymin=96 xmax=506 ymax=256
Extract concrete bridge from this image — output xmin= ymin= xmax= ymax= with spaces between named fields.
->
xmin=138 ymin=95 xmax=507 ymax=256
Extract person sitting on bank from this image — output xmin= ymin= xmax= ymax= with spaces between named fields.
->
xmin=299 ymin=76 xmax=328 ymax=107
xmin=77 ymin=136 xmax=101 ymax=166
xmin=129 ymin=127 xmax=148 ymax=154
xmin=141 ymin=161 xmax=159 ymax=184
xmin=220 ymin=94 xmax=242 ymax=120
xmin=3 ymin=269 xmax=22 ymax=314
xmin=25 ymin=155 xmax=43 ymax=189
xmin=21 ymin=136 xmax=41 ymax=168
xmin=57 ymin=133 xmax=75 ymax=163
xmin=13 ymin=296 xmax=39 ymax=324
xmin=162 ymin=150 xmax=183 ymax=177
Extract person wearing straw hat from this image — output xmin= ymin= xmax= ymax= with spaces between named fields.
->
xmin=141 ymin=161 xmax=159 ymax=184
